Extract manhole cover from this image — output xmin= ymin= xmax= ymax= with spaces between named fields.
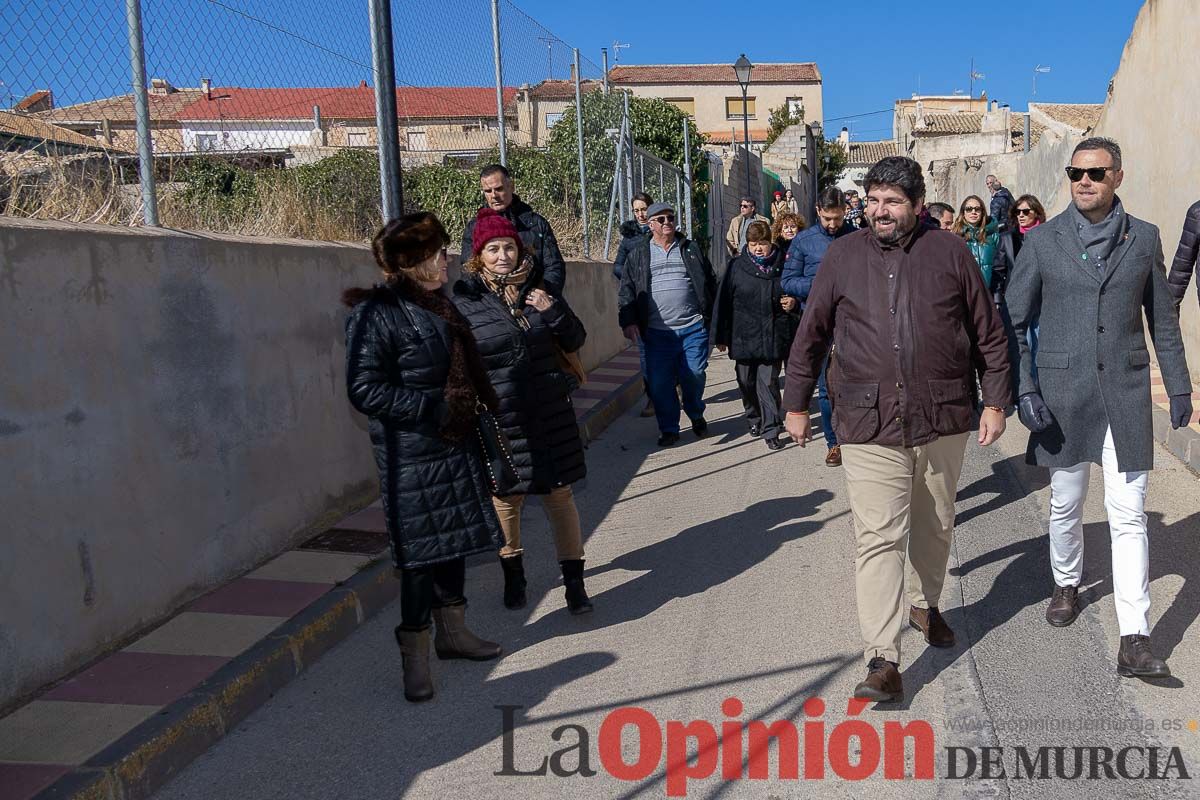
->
xmin=300 ymin=528 xmax=389 ymax=555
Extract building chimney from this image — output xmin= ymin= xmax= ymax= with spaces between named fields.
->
xmin=990 ymin=100 xmax=999 ymax=112
xmin=569 ymin=61 xmax=577 ymax=82
xmin=359 ymin=79 xmax=368 ymax=89
xmin=149 ymin=78 xmax=176 ymax=95
xmin=201 ymin=78 xmax=211 ymax=100
xmin=838 ymin=127 xmax=850 ymax=146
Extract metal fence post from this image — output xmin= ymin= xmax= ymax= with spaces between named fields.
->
xmin=124 ymin=0 xmax=158 ymax=226
xmin=623 ymin=91 xmax=634 ymax=205
xmin=682 ymin=117 xmax=694 ymax=236
xmin=675 ymin=170 xmax=683 ymax=233
xmin=601 ymin=48 xmax=609 ymax=94
xmin=573 ymin=48 xmax=589 ymax=258
xmin=368 ymin=0 xmax=402 ymax=220
xmin=490 ymin=0 xmax=508 ymax=166
xmin=603 ymin=110 xmax=628 ymax=260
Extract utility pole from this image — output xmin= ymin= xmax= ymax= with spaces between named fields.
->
xmin=537 ymin=37 xmax=555 ymax=80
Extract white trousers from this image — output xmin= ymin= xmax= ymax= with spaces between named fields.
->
xmin=1047 ymin=426 xmax=1150 ymax=636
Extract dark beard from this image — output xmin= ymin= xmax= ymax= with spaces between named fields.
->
xmin=871 ymin=217 xmax=915 ymax=245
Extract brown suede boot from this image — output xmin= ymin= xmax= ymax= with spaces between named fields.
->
xmin=432 ymin=603 xmax=502 ymax=661
xmin=909 ymin=606 xmax=955 ymax=647
xmin=1045 ymin=585 xmax=1080 ymax=627
xmin=853 ymin=657 xmax=902 ymax=702
xmin=393 ymin=626 xmax=434 ymax=703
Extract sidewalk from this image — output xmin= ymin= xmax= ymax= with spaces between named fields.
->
xmin=0 ymin=346 xmax=643 ymax=800
xmin=1149 ymin=360 xmax=1200 ymax=474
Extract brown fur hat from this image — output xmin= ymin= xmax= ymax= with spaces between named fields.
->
xmin=371 ymin=211 xmax=450 ymax=277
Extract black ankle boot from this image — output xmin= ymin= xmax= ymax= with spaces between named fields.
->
xmin=499 ymin=554 xmax=527 ymax=609
xmin=560 ymin=559 xmax=593 ymax=615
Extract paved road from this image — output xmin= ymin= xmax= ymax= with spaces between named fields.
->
xmin=154 ymin=354 xmax=1200 ymax=799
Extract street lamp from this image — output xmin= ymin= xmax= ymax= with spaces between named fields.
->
xmin=733 ymin=54 xmax=753 ymax=202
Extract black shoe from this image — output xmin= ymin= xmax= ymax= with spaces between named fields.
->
xmin=657 ymin=432 xmax=680 ymax=447
xmin=499 ymin=554 xmax=527 ymax=610
xmin=1046 ymin=584 xmax=1080 ymax=627
xmin=1117 ymin=634 xmax=1170 ymax=679
xmin=560 ymin=560 xmax=594 ymax=615
xmin=766 ymin=437 xmax=785 ymax=451
xmin=691 ymin=417 xmax=709 ymax=438
xmin=749 ymin=424 xmax=761 ymax=437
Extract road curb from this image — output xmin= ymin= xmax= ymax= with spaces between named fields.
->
xmin=32 ymin=360 xmax=640 ymax=800
xmin=1152 ymin=404 xmax=1200 ymax=476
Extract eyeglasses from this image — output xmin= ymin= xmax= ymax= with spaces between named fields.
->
xmin=963 ymin=206 xmax=984 ymax=213
xmin=1015 ymin=208 xmax=1035 ymax=216
xmin=740 ymin=203 xmax=753 ymax=208
xmin=1065 ymin=166 xmax=1114 ymax=182
xmin=651 ymin=215 xmax=676 ymax=225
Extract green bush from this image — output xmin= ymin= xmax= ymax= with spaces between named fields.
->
xmin=291 ymin=149 xmax=381 ymax=239
xmin=176 ymin=157 xmax=258 ymax=220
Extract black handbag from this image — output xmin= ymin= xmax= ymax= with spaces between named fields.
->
xmin=476 ymin=401 xmax=520 ymax=496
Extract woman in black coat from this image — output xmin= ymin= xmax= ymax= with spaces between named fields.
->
xmin=452 ymin=208 xmax=593 ymax=615
xmin=344 ymin=212 xmax=503 ymax=703
xmin=711 ymin=220 xmax=798 ymax=450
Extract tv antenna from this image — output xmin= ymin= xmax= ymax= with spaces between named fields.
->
xmin=611 ymin=41 xmax=631 ymax=64
xmin=537 ymin=37 xmax=558 ymax=80
xmin=1033 ymin=64 xmax=1051 ymax=96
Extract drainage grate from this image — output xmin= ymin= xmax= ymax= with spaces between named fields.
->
xmin=299 ymin=528 xmax=389 ymax=555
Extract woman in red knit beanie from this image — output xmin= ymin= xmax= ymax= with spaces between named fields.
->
xmin=452 ymin=208 xmax=595 ymax=615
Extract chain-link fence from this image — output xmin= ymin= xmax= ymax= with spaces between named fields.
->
xmin=2 ymin=0 xmax=704 ymax=259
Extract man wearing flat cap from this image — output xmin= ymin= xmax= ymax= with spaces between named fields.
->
xmin=617 ymin=201 xmax=718 ymax=447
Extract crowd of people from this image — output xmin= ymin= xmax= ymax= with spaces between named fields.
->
xmin=342 ymin=138 xmax=1200 ymax=705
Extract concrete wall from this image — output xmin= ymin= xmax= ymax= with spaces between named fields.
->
xmin=0 ymin=218 xmax=626 ymax=708
xmin=1090 ymin=0 xmax=1200 ymax=379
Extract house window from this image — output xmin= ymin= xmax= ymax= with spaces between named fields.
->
xmin=347 ymin=132 xmax=367 ymax=147
xmin=786 ymin=97 xmax=805 ymax=116
xmin=406 ymin=130 xmax=427 ymax=150
xmin=665 ymin=98 xmax=695 ymax=117
xmin=195 ymin=133 xmax=218 ymax=151
xmin=545 ymin=112 xmax=564 ymax=128
xmin=725 ymin=97 xmax=756 ymax=120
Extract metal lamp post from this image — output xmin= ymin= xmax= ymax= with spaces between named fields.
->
xmin=733 ymin=54 xmax=753 ymax=202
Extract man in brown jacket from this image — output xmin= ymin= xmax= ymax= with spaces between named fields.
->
xmin=783 ymin=157 xmax=1012 ymax=702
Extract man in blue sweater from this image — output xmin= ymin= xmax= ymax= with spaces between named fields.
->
xmin=781 ymin=186 xmax=857 ymax=466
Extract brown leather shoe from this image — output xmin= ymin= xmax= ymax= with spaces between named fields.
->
xmin=1117 ymin=635 xmax=1170 ymax=679
xmin=825 ymin=445 xmax=842 ymax=467
xmin=1046 ymin=584 xmax=1080 ymax=627
xmin=853 ymin=657 xmax=902 ymax=702
xmin=909 ymin=606 xmax=955 ymax=647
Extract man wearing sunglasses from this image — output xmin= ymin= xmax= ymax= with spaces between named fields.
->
xmin=725 ymin=196 xmax=770 ymax=257
xmin=1006 ymin=137 xmax=1193 ymax=679
xmin=618 ymin=202 xmax=718 ymax=446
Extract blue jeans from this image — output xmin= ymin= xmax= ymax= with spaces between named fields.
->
xmin=817 ymin=354 xmax=837 ymax=448
xmin=642 ymin=321 xmax=709 ymax=434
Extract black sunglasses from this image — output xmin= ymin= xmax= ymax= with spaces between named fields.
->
xmin=1015 ymin=208 xmax=1035 ymax=216
xmin=1065 ymin=166 xmax=1114 ymax=182
xmin=963 ymin=206 xmax=984 ymax=213
xmin=651 ymin=214 xmax=676 ymax=224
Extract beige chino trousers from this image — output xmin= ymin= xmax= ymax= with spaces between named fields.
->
xmin=841 ymin=432 xmax=969 ymax=664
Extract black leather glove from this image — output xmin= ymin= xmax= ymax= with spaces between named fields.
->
xmin=1170 ymin=393 xmax=1193 ymax=429
xmin=1018 ymin=392 xmax=1055 ymax=433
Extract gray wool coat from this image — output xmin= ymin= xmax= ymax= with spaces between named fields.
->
xmin=1007 ymin=207 xmax=1192 ymax=473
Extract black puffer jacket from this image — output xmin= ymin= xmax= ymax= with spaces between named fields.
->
xmin=1168 ymin=200 xmax=1200 ymax=309
xmin=451 ymin=272 xmax=587 ymax=495
xmin=710 ymin=247 xmax=797 ymax=362
xmin=460 ymin=196 xmax=567 ymax=296
xmin=612 ymin=220 xmax=649 ymax=280
xmin=344 ymin=283 xmax=503 ymax=569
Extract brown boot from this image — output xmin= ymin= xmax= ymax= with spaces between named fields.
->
xmin=909 ymin=606 xmax=955 ymax=647
xmin=1045 ymin=585 xmax=1080 ymax=627
xmin=825 ymin=445 xmax=842 ymax=467
xmin=393 ymin=626 xmax=434 ymax=703
xmin=432 ymin=603 xmax=502 ymax=661
xmin=853 ymin=657 xmax=902 ymax=702
xmin=1117 ymin=635 xmax=1170 ymax=679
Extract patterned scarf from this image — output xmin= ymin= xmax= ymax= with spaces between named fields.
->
xmin=479 ymin=257 xmax=535 ymax=330
xmin=749 ymin=246 xmax=779 ymax=275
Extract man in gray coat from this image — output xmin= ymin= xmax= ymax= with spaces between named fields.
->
xmin=1007 ymin=137 xmax=1193 ymax=679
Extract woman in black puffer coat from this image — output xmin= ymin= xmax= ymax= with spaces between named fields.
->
xmin=344 ymin=212 xmax=503 ymax=703
xmin=710 ymin=220 xmax=798 ymax=450
xmin=452 ymin=208 xmax=593 ymax=616
xmin=1168 ymin=199 xmax=1200 ymax=312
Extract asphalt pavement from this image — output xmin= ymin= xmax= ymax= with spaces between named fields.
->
xmin=152 ymin=353 xmax=1200 ymax=800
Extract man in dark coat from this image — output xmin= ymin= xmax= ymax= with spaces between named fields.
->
xmin=986 ymin=174 xmax=1015 ymax=233
xmin=459 ymin=163 xmax=567 ymax=297
xmin=1007 ymin=137 xmax=1193 ymax=678
xmin=618 ymin=201 xmax=717 ymax=447
xmin=783 ymin=156 xmax=1011 ymax=703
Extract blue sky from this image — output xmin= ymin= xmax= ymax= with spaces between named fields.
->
xmin=5 ymin=0 xmax=1143 ymax=140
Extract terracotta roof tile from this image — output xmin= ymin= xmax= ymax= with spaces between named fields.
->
xmin=1029 ymin=102 xmax=1103 ymax=132
xmin=0 ymin=111 xmax=121 ymax=151
xmin=847 ymin=139 xmax=897 ymax=164
xmin=610 ymin=63 xmax=821 ymax=84
xmin=528 ymin=79 xmax=604 ymax=100
xmin=910 ymin=112 xmax=984 ymax=135
xmin=37 ymin=89 xmax=206 ymax=123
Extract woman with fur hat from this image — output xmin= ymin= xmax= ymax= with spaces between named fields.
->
xmin=452 ymin=208 xmax=594 ymax=615
xmin=343 ymin=211 xmax=504 ymax=703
